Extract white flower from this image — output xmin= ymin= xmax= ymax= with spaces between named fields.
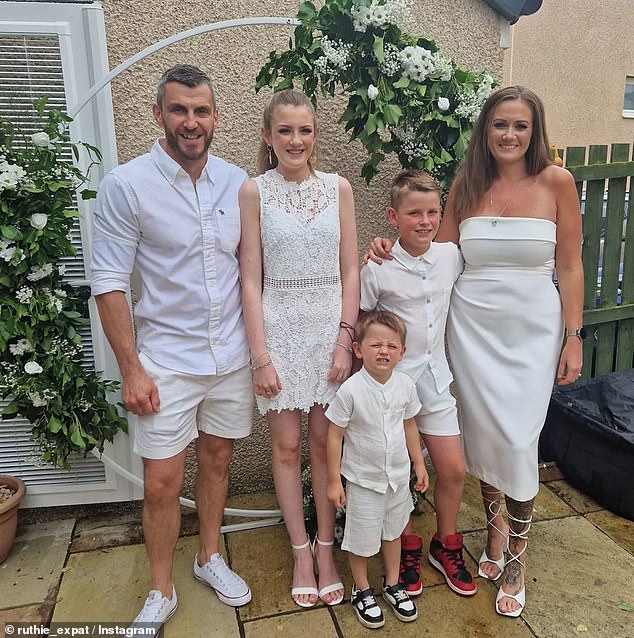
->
xmin=29 ymin=391 xmax=48 ymax=407
xmin=30 ymin=213 xmax=48 ymax=229
xmin=31 ymin=131 xmax=50 ymax=148
xmin=24 ymin=361 xmax=43 ymax=375
xmin=27 ymin=262 xmax=54 ymax=282
xmin=9 ymin=338 xmax=34 ymax=356
xmin=368 ymin=84 xmax=379 ymax=100
xmin=0 ymin=160 xmax=26 ymax=192
xmin=437 ymin=97 xmax=450 ymax=111
xmin=16 ymin=286 xmax=33 ymax=304
xmin=1 ymin=242 xmax=16 ymax=262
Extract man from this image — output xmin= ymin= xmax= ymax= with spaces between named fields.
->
xmin=91 ymin=65 xmax=252 ymax=628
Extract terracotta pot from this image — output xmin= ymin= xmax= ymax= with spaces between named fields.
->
xmin=0 ymin=474 xmax=26 ymax=563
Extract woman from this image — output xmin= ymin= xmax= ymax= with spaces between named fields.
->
xmin=239 ymin=89 xmax=359 ymax=608
xmin=370 ymin=85 xmax=583 ymax=616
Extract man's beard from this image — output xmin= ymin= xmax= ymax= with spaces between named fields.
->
xmin=164 ymin=128 xmax=213 ymax=162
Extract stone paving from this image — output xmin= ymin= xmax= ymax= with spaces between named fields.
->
xmin=1 ymin=474 xmax=633 ymax=638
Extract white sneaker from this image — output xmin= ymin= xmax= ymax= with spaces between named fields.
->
xmin=193 ymin=552 xmax=252 ymax=607
xmin=131 ymin=586 xmax=178 ymax=629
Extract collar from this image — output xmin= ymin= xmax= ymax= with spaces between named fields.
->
xmin=359 ymin=365 xmax=395 ymax=390
xmin=392 ymin=239 xmax=436 ymax=270
xmin=150 ymin=139 xmax=213 ymax=185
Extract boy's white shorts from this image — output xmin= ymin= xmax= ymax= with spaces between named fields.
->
xmin=414 ymin=367 xmax=460 ymax=436
xmin=341 ymin=481 xmax=413 ymax=557
xmin=133 ymin=351 xmax=253 ymax=460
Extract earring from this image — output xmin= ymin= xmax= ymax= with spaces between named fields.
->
xmin=267 ymin=145 xmax=273 ymax=165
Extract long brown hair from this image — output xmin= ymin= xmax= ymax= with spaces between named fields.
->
xmin=257 ymin=89 xmax=318 ymax=175
xmin=452 ymin=85 xmax=551 ymax=218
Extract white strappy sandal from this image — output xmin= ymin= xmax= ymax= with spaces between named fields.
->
xmin=312 ymin=535 xmax=344 ymax=606
xmin=495 ymin=512 xmax=532 ymax=618
xmin=478 ymin=495 xmax=509 ymax=582
xmin=291 ymin=536 xmax=318 ymax=608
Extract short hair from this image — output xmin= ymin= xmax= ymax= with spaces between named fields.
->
xmin=390 ymin=169 xmax=442 ymax=208
xmin=356 ymin=311 xmax=407 ymax=345
xmin=257 ymin=89 xmax=318 ymax=174
xmin=156 ymin=64 xmax=216 ymax=108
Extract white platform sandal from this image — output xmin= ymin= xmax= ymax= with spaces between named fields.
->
xmin=312 ymin=535 xmax=344 ymax=606
xmin=291 ymin=536 xmax=318 ymax=608
xmin=495 ymin=512 xmax=532 ymax=618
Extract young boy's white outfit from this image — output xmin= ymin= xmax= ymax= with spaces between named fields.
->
xmin=360 ymin=240 xmax=463 ymax=436
xmin=325 ymin=367 xmax=422 ymax=557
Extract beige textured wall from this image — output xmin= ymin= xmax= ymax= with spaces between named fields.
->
xmin=99 ymin=0 xmax=502 ymax=495
xmin=504 ymin=0 xmax=634 ymax=151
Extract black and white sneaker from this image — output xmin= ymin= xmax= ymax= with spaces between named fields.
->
xmin=382 ymin=581 xmax=418 ymax=622
xmin=351 ymin=584 xmax=385 ymax=629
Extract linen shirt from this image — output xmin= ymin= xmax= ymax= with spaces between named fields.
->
xmin=90 ymin=140 xmax=249 ymax=375
xmin=325 ymin=367 xmax=422 ymax=493
xmin=360 ymin=240 xmax=463 ymax=392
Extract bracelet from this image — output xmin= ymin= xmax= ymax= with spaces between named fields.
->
xmin=339 ymin=321 xmax=355 ymax=343
xmin=336 ymin=342 xmax=353 ymax=354
xmin=250 ymin=351 xmax=269 ymax=366
xmin=251 ymin=360 xmax=272 ymax=372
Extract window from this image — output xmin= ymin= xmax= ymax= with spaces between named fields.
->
xmin=623 ymin=76 xmax=634 ymax=118
xmin=0 ymin=2 xmax=141 ymax=507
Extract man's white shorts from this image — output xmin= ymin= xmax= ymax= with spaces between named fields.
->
xmin=414 ymin=367 xmax=460 ymax=437
xmin=133 ymin=352 xmax=253 ymax=460
xmin=341 ymin=481 xmax=413 ymax=557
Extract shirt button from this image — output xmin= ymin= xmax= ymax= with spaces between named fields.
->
xmin=426 ymin=299 xmax=431 ymax=303
xmin=427 ymin=350 xmax=432 ymax=355
xmin=422 ymin=275 xmax=427 ymax=280
xmin=428 ymin=324 xmax=433 ymax=328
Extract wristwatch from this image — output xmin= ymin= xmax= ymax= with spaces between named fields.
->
xmin=564 ymin=327 xmax=587 ymax=341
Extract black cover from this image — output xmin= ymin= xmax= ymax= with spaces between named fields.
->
xmin=539 ymin=368 xmax=634 ymax=521
xmin=483 ymin=0 xmax=543 ymax=23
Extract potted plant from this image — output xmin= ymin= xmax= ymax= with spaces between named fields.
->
xmin=0 ymin=474 xmax=26 ymax=563
xmin=0 ymin=98 xmax=128 ymax=470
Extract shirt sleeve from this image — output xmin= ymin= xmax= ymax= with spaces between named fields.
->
xmin=324 ymin=384 xmax=353 ymax=428
xmin=90 ymin=171 xmax=140 ymax=296
xmin=360 ymin=263 xmax=380 ymax=311
xmin=403 ymin=377 xmax=423 ymax=419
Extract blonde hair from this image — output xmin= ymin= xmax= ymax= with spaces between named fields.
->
xmin=356 ymin=311 xmax=407 ymax=345
xmin=390 ymin=169 xmax=442 ymax=209
xmin=257 ymin=89 xmax=318 ymax=175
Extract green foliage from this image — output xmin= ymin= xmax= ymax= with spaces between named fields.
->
xmin=256 ymin=0 xmax=497 ymax=186
xmin=0 ymin=100 xmax=127 ymax=469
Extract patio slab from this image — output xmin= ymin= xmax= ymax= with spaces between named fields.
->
xmin=585 ymin=509 xmax=634 ymax=555
xmin=243 ymin=607 xmax=338 ymax=637
xmin=546 ymin=480 xmax=604 ymax=514
xmin=53 ymin=535 xmax=240 ymax=637
xmin=464 ymin=516 xmax=634 ymax=637
xmin=0 ymin=519 xmax=74 ymax=609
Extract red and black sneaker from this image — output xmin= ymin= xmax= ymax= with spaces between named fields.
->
xmin=428 ymin=533 xmax=477 ymax=596
xmin=399 ymin=534 xmax=423 ymax=596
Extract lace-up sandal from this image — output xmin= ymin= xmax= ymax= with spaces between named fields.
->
xmin=496 ymin=512 xmax=532 ymax=617
xmin=351 ymin=584 xmax=385 ymax=629
xmin=311 ymin=535 xmax=344 ymax=605
xmin=479 ymin=488 xmax=509 ymax=581
xmin=428 ymin=533 xmax=477 ymax=595
xmin=290 ymin=536 xmax=318 ymax=608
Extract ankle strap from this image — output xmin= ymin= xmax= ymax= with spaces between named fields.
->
xmin=505 ymin=512 xmax=533 ymax=569
xmin=291 ymin=534 xmax=311 ymax=551
xmin=314 ymin=535 xmax=334 ymax=547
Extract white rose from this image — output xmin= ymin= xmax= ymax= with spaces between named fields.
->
xmin=367 ymin=84 xmax=379 ymax=100
xmin=31 ymin=132 xmax=50 ymax=147
xmin=30 ymin=213 xmax=48 ymax=230
xmin=24 ymin=361 xmax=43 ymax=375
xmin=437 ymin=97 xmax=450 ymax=111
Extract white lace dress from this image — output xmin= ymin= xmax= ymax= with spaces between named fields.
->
xmin=254 ymin=169 xmax=342 ymax=414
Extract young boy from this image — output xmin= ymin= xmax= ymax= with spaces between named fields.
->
xmin=360 ymin=170 xmax=476 ymax=597
xmin=326 ymin=311 xmax=429 ymax=630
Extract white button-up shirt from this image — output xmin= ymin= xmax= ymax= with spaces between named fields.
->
xmin=360 ymin=240 xmax=463 ymax=392
xmin=325 ymin=367 xmax=422 ymax=493
xmin=91 ymin=141 xmax=249 ymax=375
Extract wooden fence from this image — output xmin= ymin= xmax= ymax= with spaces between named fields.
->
xmin=562 ymin=143 xmax=633 ymax=378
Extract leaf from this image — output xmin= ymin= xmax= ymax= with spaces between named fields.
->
xmin=80 ymin=189 xmax=97 ymax=200
xmin=1 ymin=225 xmax=22 ymax=240
xmin=70 ymin=426 xmax=86 ymax=448
xmin=48 ymin=416 xmax=63 ymax=433
xmin=383 ymin=104 xmax=402 ymax=126
xmin=616 ymin=602 xmax=632 ymax=612
xmin=373 ymin=35 xmax=384 ymax=62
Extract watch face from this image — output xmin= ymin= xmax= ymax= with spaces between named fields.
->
xmin=579 ymin=327 xmax=587 ymax=340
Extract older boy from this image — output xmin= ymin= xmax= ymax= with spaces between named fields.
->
xmin=360 ymin=170 xmax=476 ymax=597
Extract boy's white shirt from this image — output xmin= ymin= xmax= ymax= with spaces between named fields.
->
xmin=325 ymin=367 xmax=421 ymax=494
xmin=360 ymin=240 xmax=464 ymax=392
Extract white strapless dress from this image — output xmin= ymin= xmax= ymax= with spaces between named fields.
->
xmin=447 ymin=217 xmax=564 ymax=501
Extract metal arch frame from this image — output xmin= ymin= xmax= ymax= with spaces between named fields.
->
xmin=78 ymin=16 xmax=302 ymax=532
